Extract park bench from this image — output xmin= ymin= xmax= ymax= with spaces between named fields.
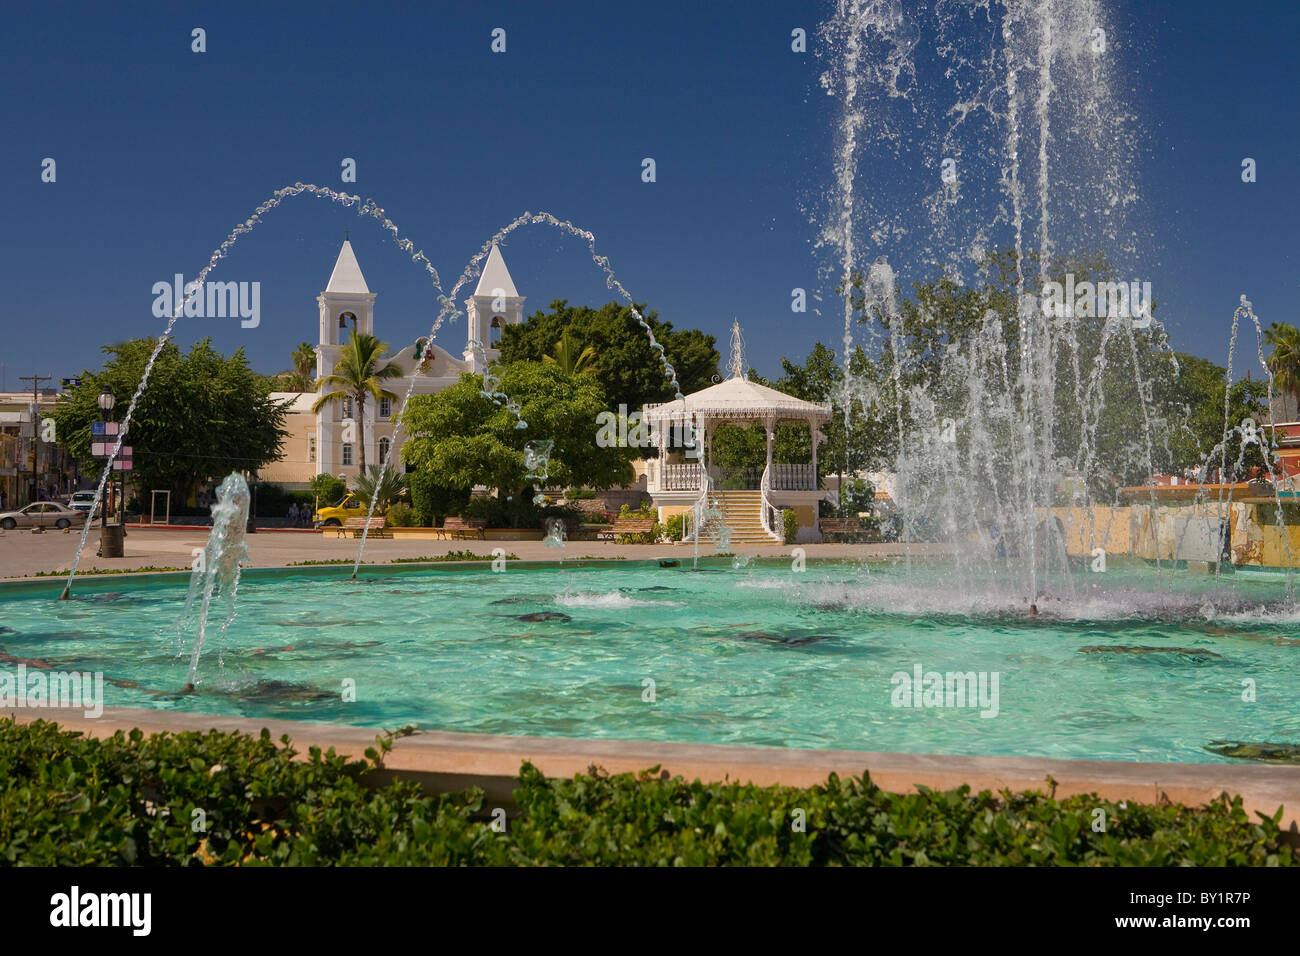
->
xmin=819 ymin=518 xmax=880 ymax=543
xmin=338 ymin=516 xmax=389 ymax=539
xmin=597 ymin=517 xmax=656 ymax=543
xmin=440 ymin=516 xmax=487 ymax=540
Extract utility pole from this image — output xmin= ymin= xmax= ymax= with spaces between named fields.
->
xmin=18 ymin=374 xmax=51 ymax=504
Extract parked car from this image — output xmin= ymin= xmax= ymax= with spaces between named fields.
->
xmin=313 ymin=492 xmax=366 ymax=528
xmin=68 ymin=491 xmax=101 ymax=518
xmin=0 ymin=502 xmax=89 ymax=530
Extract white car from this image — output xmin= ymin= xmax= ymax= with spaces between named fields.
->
xmin=68 ymin=491 xmax=101 ymax=518
xmin=0 ymin=502 xmax=88 ymax=530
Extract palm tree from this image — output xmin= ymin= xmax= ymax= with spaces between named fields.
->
xmin=312 ymin=332 xmax=403 ymax=474
xmin=542 ymin=331 xmax=597 ymax=376
xmin=286 ymin=342 xmax=317 ymax=392
xmin=353 ymin=463 xmax=407 ymax=510
xmin=1264 ymin=322 xmax=1300 ymax=414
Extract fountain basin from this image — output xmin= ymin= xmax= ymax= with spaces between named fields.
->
xmin=3 ymin=559 xmax=1299 ymax=765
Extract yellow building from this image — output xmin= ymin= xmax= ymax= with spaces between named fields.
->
xmin=261 ymin=239 xmax=525 ymax=488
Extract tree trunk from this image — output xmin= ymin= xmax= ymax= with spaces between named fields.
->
xmin=356 ymin=392 xmax=367 ymax=475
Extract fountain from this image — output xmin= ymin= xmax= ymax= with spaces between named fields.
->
xmin=818 ymin=0 xmax=1293 ymax=613
xmin=5 ymin=0 xmax=1292 ymax=773
xmin=171 ymin=472 xmax=250 ymax=688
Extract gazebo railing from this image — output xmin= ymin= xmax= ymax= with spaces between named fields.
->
xmin=770 ymin=463 xmax=816 ymax=491
xmin=660 ymin=462 xmax=703 ymax=491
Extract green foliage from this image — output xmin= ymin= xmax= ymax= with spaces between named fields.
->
xmin=384 ymin=502 xmax=417 ymax=527
xmin=614 ymin=502 xmax=658 ymax=542
xmin=564 ymin=488 xmax=597 ymax=499
xmin=402 ymin=362 xmax=636 ymax=515
xmin=272 ymin=342 xmax=317 ymax=392
xmin=847 ymin=248 xmax=1270 ymax=485
xmin=542 ymin=331 xmax=598 ymax=376
xmin=309 ymin=473 xmax=347 ymax=506
xmin=1 ymin=720 xmax=1291 ymax=867
xmin=663 ymin=513 xmax=685 ymax=541
xmin=460 ymin=495 xmax=584 ymax=531
xmin=1156 ymin=352 xmax=1268 ymax=478
xmin=407 ymin=470 xmax=471 ymax=527
xmin=782 ymin=507 xmax=798 ymax=544
xmin=498 ymin=300 xmax=718 ymax=407
xmin=352 ymin=464 xmax=408 ymax=511
xmin=840 ymin=477 xmax=876 ymax=516
xmin=52 ymin=338 xmax=290 ymax=503
xmin=710 ymin=421 xmax=767 ymax=475
xmin=1264 ymin=322 xmax=1300 ymax=406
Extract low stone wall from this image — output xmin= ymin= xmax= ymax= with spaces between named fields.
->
xmin=1063 ymin=498 xmax=1300 ymax=569
xmin=1053 ymin=506 xmax=1132 ymax=557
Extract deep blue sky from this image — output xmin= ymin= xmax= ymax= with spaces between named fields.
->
xmin=0 ymin=0 xmax=1295 ymax=390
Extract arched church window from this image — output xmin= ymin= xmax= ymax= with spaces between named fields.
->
xmin=338 ymin=311 xmax=357 ymax=331
xmin=341 ymin=443 xmax=354 ymax=467
xmin=378 ymin=437 xmax=390 ymax=464
xmin=490 ymin=316 xmax=504 ymax=347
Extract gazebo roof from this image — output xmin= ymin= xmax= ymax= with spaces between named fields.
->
xmin=644 ymin=375 xmax=832 ymax=423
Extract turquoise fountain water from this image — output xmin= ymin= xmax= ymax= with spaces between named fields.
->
xmin=3 ymin=559 xmax=1298 ymax=763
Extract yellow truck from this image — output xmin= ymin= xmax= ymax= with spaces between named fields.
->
xmin=313 ymin=493 xmax=366 ymax=528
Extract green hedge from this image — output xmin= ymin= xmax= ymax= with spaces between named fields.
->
xmin=0 ymin=719 xmax=1292 ymax=866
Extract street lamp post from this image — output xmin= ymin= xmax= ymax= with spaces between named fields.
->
xmin=97 ymin=386 xmax=124 ymax=558
xmin=245 ymin=470 xmax=258 ymax=533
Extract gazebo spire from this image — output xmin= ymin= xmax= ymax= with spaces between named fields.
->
xmin=728 ymin=319 xmax=745 ymax=379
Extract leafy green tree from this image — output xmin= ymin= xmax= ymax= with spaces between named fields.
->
xmin=309 ymin=472 xmax=347 ymax=507
xmin=407 ymin=469 xmax=471 ymax=526
xmin=312 ymin=332 xmax=403 ymax=475
xmin=401 ymin=362 xmax=634 ymax=523
xmin=498 ymin=300 xmax=718 ymax=408
xmin=52 ymin=338 xmax=290 ymax=503
xmin=1156 ymin=353 xmax=1267 ymax=477
xmin=843 ymin=248 xmax=1232 ymax=488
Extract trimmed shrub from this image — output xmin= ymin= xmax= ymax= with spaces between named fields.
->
xmin=0 ymin=720 xmax=1292 ymax=867
xmin=385 ymin=502 xmax=418 ymax=527
xmin=664 ymin=513 xmax=685 ymax=541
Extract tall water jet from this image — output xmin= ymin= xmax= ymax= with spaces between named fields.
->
xmin=172 ymin=473 xmax=250 ymax=688
xmin=814 ymin=0 xmax=1194 ymax=610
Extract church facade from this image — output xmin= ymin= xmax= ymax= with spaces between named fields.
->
xmin=258 ymin=240 xmax=525 ymax=488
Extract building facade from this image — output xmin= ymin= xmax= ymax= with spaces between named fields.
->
xmin=0 ymin=389 xmax=80 ymax=509
xmin=258 ymin=240 xmax=525 ymax=488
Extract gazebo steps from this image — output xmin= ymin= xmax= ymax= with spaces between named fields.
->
xmin=706 ymin=490 xmax=781 ymax=543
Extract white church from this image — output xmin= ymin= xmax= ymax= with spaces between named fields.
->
xmin=259 ymin=239 xmax=525 ymax=488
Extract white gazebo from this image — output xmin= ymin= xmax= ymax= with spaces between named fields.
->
xmin=643 ymin=322 xmax=832 ymax=544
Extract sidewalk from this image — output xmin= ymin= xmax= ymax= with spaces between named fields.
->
xmin=0 ymin=526 xmax=941 ymax=581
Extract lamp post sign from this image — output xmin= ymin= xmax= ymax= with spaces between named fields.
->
xmin=90 ymin=416 xmax=130 ymax=557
